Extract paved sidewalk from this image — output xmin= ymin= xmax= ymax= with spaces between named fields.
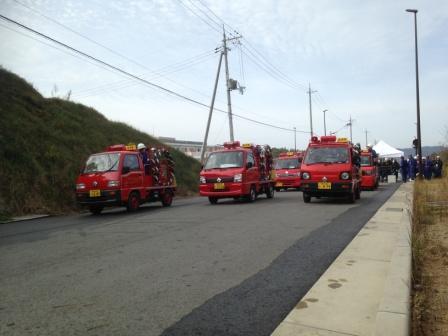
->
xmin=272 ymin=182 xmax=413 ymax=336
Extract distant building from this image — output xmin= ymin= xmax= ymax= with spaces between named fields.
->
xmin=158 ymin=136 xmax=223 ymax=161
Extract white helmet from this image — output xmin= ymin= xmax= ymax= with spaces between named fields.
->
xmin=367 ymin=143 xmax=372 ymax=148
xmin=137 ymin=143 xmax=146 ymax=150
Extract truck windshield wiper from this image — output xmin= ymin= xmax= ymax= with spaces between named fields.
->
xmin=104 ymin=159 xmax=119 ymax=172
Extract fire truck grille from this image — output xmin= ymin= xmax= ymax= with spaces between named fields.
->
xmin=206 ymin=177 xmax=234 ymax=183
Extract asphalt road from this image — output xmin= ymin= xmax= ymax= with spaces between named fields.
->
xmin=0 ymin=183 xmax=400 ymax=336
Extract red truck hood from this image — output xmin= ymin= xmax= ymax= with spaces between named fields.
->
xmin=77 ymin=171 xmax=120 ymax=189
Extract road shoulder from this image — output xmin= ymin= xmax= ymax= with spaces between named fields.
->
xmin=272 ymin=182 xmax=412 ymax=336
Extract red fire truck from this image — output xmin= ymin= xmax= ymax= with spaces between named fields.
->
xmin=274 ymin=151 xmax=303 ymax=191
xmin=360 ymin=149 xmax=379 ymax=190
xmin=300 ymin=136 xmax=361 ymax=203
xmin=76 ymin=144 xmax=176 ymax=214
xmin=199 ymin=141 xmax=275 ymax=204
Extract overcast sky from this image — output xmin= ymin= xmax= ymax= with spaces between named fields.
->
xmin=1 ymin=0 xmax=447 ymax=149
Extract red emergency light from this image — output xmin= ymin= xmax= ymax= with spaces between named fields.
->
xmin=223 ymin=141 xmax=241 ymax=149
xmin=320 ymin=135 xmax=337 ymax=142
xmin=107 ymin=144 xmax=127 ymax=151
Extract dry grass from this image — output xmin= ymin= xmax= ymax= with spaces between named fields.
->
xmin=411 ymin=152 xmax=448 ymax=335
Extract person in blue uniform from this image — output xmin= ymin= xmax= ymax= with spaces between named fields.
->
xmin=433 ymin=155 xmax=443 ymax=178
xmin=400 ymin=156 xmax=408 ymax=183
xmin=423 ymin=156 xmax=433 ymax=180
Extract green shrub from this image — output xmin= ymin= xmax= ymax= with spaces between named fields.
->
xmin=0 ymin=68 xmax=200 ymax=215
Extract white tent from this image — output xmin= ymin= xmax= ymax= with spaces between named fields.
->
xmin=373 ymin=140 xmax=404 ymax=158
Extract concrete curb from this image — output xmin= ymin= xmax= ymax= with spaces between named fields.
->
xmin=1 ymin=214 xmax=50 ymax=224
xmin=272 ymin=182 xmax=413 ymax=336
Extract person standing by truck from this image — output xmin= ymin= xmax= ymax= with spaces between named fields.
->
xmin=423 ymin=156 xmax=433 ymax=180
xmin=137 ymin=143 xmax=150 ymax=175
xmin=392 ymin=159 xmax=400 ymax=182
xmin=433 ymin=155 xmax=443 ymax=178
xmin=400 ymin=156 xmax=408 ymax=183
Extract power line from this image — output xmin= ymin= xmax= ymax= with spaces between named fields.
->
xmin=193 ymin=0 xmax=308 ymax=91
xmin=12 ymin=0 xmax=155 ymax=73
xmin=12 ymin=0 xmax=223 ymax=103
xmin=178 ymin=0 xmax=306 ymax=92
xmin=177 ymin=0 xmax=221 ymax=35
xmin=73 ymin=50 xmax=216 ymax=98
xmin=0 ymin=14 xmax=309 ymax=134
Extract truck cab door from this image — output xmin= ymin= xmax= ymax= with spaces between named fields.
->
xmin=246 ymin=152 xmax=258 ymax=184
xmin=122 ymin=154 xmax=144 ymax=191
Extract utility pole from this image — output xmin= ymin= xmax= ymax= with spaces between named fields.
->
xmin=347 ymin=115 xmax=353 ymax=143
xmin=323 ymin=109 xmax=328 ymax=136
xmin=200 ymin=51 xmax=224 ymax=164
xmin=223 ymin=27 xmax=234 ymax=141
xmin=364 ymin=129 xmax=369 ymax=147
xmin=293 ymin=127 xmax=297 ymax=151
xmin=307 ymin=83 xmax=317 ymax=137
xmin=406 ymin=9 xmax=423 ymax=179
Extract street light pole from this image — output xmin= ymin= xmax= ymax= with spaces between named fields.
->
xmin=293 ymin=127 xmax=297 ymax=151
xmin=323 ymin=109 xmax=328 ymax=136
xmin=406 ymin=9 xmax=423 ymax=178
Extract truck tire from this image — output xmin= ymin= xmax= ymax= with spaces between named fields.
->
xmin=208 ymin=197 xmax=218 ymax=205
xmin=161 ymin=190 xmax=173 ymax=207
xmin=266 ymin=184 xmax=274 ymax=199
xmin=247 ymin=186 xmax=257 ymax=202
xmin=127 ymin=191 xmax=140 ymax=212
xmin=303 ymin=192 xmax=311 ymax=203
xmin=89 ymin=205 xmax=103 ymax=215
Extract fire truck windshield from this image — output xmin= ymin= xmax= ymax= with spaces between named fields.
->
xmin=360 ymin=155 xmax=372 ymax=166
xmin=304 ymin=147 xmax=349 ymax=164
xmin=84 ymin=153 xmax=120 ymax=173
xmin=275 ymin=158 xmax=299 ymax=169
xmin=204 ymin=151 xmax=244 ymax=169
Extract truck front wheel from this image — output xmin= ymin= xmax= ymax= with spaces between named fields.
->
xmin=266 ymin=184 xmax=274 ymax=199
xmin=161 ymin=190 xmax=173 ymax=207
xmin=127 ymin=192 xmax=140 ymax=212
xmin=89 ymin=205 xmax=103 ymax=215
xmin=208 ymin=197 xmax=218 ymax=204
xmin=247 ymin=186 xmax=257 ymax=202
xmin=303 ymin=192 xmax=311 ymax=203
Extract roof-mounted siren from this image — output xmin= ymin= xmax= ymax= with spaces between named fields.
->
xmin=321 ymin=135 xmax=337 ymax=142
xmin=279 ymin=151 xmax=296 ymax=157
xmin=310 ymin=136 xmax=320 ymax=143
xmin=224 ymin=141 xmax=240 ymax=149
xmin=107 ymin=144 xmax=126 ymax=151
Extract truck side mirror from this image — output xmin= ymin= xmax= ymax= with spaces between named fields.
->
xmin=122 ymin=166 xmax=130 ymax=174
xmin=246 ymin=162 xmax=253 ymax=169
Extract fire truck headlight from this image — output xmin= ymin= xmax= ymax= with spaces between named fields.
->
xmin=76 ymin=183 xmax=86 ymax=190
xmin=340 ymin=172 xmax=350 ymax=180
xmin=301 ymin=172 xmax=310 ymax=180
xmin=200 ymin=176 xmax=206 ymax=184
xmin=234 ymin=173 xmax=243 ymax=182
xmin=107 ymin=180 xmax=120 ymax=187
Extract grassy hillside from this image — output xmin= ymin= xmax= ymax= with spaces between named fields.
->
xmin=0 ymin=68 xmax=201 ymax=216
